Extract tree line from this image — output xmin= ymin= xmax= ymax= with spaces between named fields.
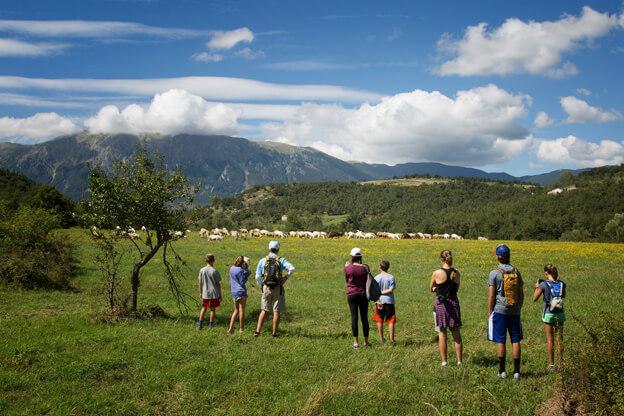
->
xmin=195 ymin=165 xmax=624 ymax=242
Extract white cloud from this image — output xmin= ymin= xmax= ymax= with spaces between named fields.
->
xmin=0 ymin=19 xmax=209 ymax=38
xmin=0 ymin=75 xmax=381 ymax=103
xmin=264 ymin=84 xmax=532 ymax=165
xmin=84 ymin=89 xmax=239 ymax=135
xmin=233 ymin=47 xmax=264 ymax=60
xmin=207 ymin=27 xmax=253 ymax=50
xmin=0 ymin=112 xmax=79 ymax=142
xmin=437 ymin=6 xmax=621 ymax=77
xmin=191 ymin=52 xmax=223 ymax=62
xmin=534 ymin=111 xmax=554 ymax=128
xmin=0 ymin=38 xmax=68 ymax=57
xmin=576 ymin=88 xmax=591 ymax=96
xmin=561 ymin=96 xmax=622 ymax=123
xmin=0 ymin=93 xmax=90 ymax=109
xmin=536 ymin=135 xmax=624 ymax=167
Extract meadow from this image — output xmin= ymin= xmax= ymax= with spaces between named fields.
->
xmin=1 ymin=230 xmax=623 ymax=415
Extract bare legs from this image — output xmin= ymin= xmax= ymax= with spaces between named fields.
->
xmin=544 ymin=324 xmax=564 ymax=368
xmin=255 ymin=309 xmax=280 ymax=336
xmin=438 ymin=327 xmax=463 ymax=363
xmin=228 ymin=297 xmax=247 ymax=334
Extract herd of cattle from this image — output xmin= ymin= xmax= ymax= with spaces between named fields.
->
xmin=198 ymin=227 xmax=490 ymax=241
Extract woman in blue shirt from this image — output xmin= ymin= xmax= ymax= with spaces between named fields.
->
xmin=228 ymin=256 xmax=250 ymax=334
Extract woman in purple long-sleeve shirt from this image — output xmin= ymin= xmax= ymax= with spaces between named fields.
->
xmin=228 ymin=256 xmax=250 ymax=334
xmin=344 ymin=247 xmax=370 ymax=348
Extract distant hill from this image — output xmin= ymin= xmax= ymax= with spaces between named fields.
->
xmin=0 ymin=133 xmax=586 ymax=203
xmin=201 ymin=167 xmax=624 ymax=241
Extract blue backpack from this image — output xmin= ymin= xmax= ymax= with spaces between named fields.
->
xmin=546 ymin=280 xmax=564 ymax=312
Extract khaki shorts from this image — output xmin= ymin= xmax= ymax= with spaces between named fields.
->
xmin=261 ymin=285 xmax=285 ymax=312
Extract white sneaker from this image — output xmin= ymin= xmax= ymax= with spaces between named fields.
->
xmin=498 ymin=371 xmax=507 ymax=378
xmin=441 ymin=361 xmax=448 ymax=367
xmin=456 ymin=361 xmax=462 ymax=366
xmin=513 ymin=372 xmax=520 ymax=380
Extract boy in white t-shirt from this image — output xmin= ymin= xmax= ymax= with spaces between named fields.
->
xmin=373 ymin=260 xmax=397 ymax=343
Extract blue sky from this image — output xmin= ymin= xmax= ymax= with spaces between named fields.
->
xmin=0 ymin=0 xmax=623 ymax=175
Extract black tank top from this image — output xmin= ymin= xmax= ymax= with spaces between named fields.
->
xmin=437 ymin=268 xmax=458 ymax=298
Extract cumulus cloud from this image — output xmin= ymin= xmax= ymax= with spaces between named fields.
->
xmin=0 ymin=19 xmax=209 ymax=38
xmin=534 ymin=111 xmax=554 ymax=128
xmin=264 ymin=84 xmax=532 ymax=165
xmin=207 ymin=27 xmax=254 ymax=50
xmin=437 ymin=6 xmax=621 ymax=77
xmin=0 ymin=112 xmax=79 ymax=142
xmin=84 ymin=89 xmax=239 ymax=135
xmin=536 ymin=136 xmax=624 ymax=167
xmin=0 ymin=38 xmax=68 ymax=57
xmin=561 ymin=96 xmax=622 ymax=123
xmin=0 ymin=75 xmax=381 ymax=103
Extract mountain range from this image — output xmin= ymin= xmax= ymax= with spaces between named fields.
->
xmin=0 ymin=133 xmax=581 ymax=203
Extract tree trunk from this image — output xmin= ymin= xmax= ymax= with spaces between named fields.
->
xmin=129 ymin=238 xmax=164 ymax=312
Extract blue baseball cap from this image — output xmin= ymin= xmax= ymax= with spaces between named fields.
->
xmin=495 ymin=244 xmax=510 ymax=257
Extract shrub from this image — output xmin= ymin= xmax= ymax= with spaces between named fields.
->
xmin=0 ymin=204 xmax=76 ymax=289
xmin=560 ymin=229 xmax=593 ymax=242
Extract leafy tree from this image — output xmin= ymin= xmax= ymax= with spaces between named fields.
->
xmin=605 ymin=213 xmax=624 ymax=242
xmin=84 ymin=148 xmax=196 ymax=312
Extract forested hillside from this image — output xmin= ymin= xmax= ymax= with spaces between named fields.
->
xmin=195 ymin=165 xmax=624 ymax=241
xmin=0 ymin=168 xmax=75 ymax=226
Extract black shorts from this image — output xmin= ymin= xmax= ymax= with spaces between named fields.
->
xmin=373 ymin=303 xmax=396 ymax=323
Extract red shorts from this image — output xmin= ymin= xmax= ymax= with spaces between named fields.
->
xmin=373 ymin=303 xmax=396 ymax=323
xmin=202 ymin=298 xmax=221 ymax=308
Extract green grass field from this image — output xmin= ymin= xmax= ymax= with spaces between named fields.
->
xmin=1 ymin=231 xmax=623 ymax=415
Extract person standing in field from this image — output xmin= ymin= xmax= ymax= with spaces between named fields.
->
xmin=254 ymin=241 xmax=295 ymax=337
xmin=197 ymin=253 xmax=221 ymax=330
xmin=533 ymin=263 xmax=566 ymax=371
xmin=228 ymin=256 xmax=250 ymax=334
xmin=344 ymin=248 xmax=371 ymax=349
xmin=430 ymin=250 xmax=463 ymax=366
xmin=487 ymin=243 xmax=524 ymax=379
xmin=373 ymin=260 xmax=397 ymax=344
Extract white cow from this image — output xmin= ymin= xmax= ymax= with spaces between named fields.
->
xmin=478 ymin=236 xmax=489 ymax=241
xmin=208 ymin=234 xmax=223 ymax=241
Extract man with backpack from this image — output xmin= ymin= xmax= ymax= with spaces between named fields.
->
xmin=254 ymin=240 xmax=295 ymax=337
xmin=487 ymin=244 xmax=524 ymax=379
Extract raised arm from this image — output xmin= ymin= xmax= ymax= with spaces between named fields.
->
xmin=452 ymin=270 xmax=461 ymax=290
xmin=429 ymin=271 xmax=437 ymax=293
xmin=532 ymin=280 xmax=543 ymax=302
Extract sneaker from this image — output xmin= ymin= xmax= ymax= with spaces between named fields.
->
xmin=513 ymin=372 xmax=520 ymax=380
xmin=441 ymin=361 xmax=448 ymax=368
xmin=548 ymin=365 xmax=556 ymax=373
xmin=207 ymin=321 xmax=214 ymax=329
xmin=197 ymin=320 xmax=203 ymax=330
xmin=498 ymin=371 xmax=507 ymax=378
xmin=353 ymin=343 xmax=359 ymax=349
xmin=456 ymin=361 xmax=462 ymax=366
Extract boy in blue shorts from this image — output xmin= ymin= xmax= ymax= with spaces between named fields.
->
xmin=487 ymin=244 xmax=524 ymax=379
